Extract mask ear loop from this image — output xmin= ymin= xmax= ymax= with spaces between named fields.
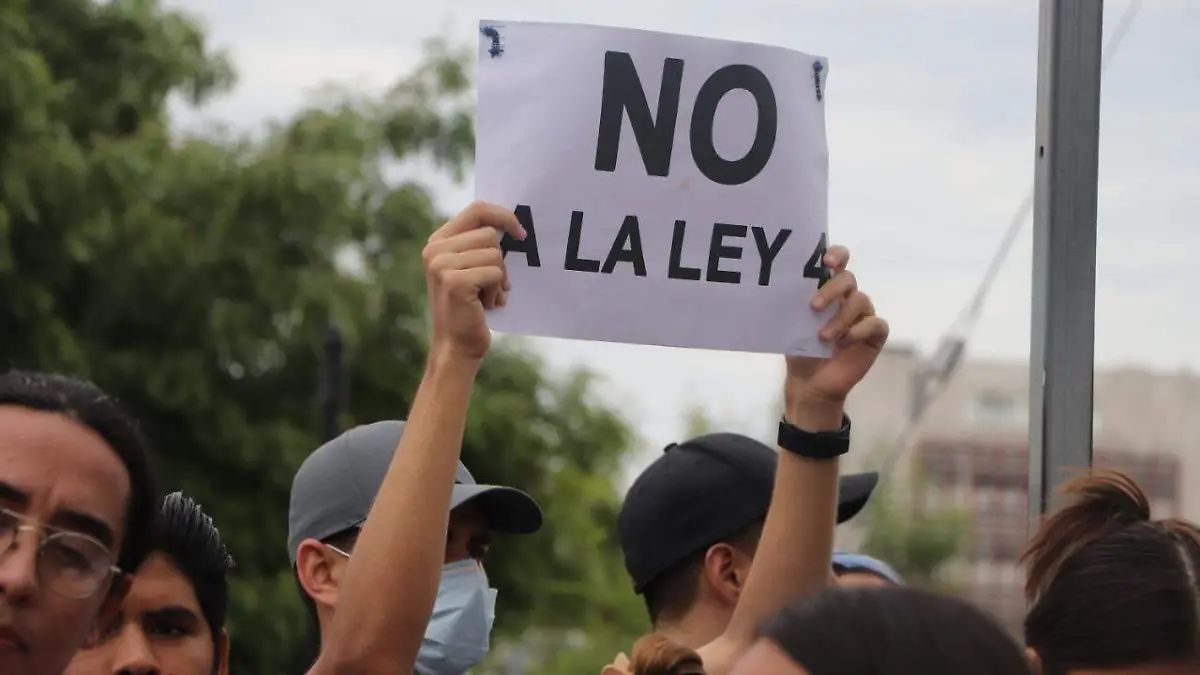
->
xmin=475 ymin=563 xmax=497 ymax=622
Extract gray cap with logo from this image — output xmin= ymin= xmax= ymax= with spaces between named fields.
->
xmin=287 ymin=420 xmax=544 ymax=563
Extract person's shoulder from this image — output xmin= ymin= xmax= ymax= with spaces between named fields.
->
xmin=695 ymin=635 xmax=739 ymax=675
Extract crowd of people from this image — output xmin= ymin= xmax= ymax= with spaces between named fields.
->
xmin=3 ymin=201 xmax=1199 ymax=675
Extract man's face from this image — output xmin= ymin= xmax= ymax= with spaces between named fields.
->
xmin=444 ymin=501 xmax=490 ymax=565
xmin=307 ymin=499 xmax=493 ymax=613
xmin=65 ymin=553 xmax=227 ymax=675
xmin=0 ymin=406 xmax=129 ymax=675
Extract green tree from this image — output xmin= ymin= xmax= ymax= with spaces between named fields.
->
xmin=858 ymin=474 xmax=968 ymax=590
xmin=679 ymin=398 xmax=777 ymax=443
xmin=0 ymin=0 xmax=644 ymax=671
xmin=682 ymin=400 xmax=718 ymax=438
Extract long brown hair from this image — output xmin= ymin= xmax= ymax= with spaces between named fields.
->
xmin=1022 ymin=469 xmax=1200 ymax=673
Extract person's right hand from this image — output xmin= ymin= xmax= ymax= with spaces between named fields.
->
xmin=422 ymin=201 xmax=527 ymax=362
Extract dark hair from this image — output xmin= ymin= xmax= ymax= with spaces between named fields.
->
xmin=757 ymin=586 xmax=1030 ymax=675
xmin=155 ymin=492 xmax=234 ymax=640
xmin=1022 ymin=469 xmax=1200 ymax=673
xmin=642 ymin=520 xmax=763 ymax=626
xmin=0 ymin=370 xmax=158 ymax=578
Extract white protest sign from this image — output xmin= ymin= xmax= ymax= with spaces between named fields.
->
xmin=476 ymin=21 xmax=834 ymax=356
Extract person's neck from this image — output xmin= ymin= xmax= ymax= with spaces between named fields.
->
xmin=655 ymin=606 xmax=730 ymax=650
xmin=315 ymin=610 xmax=335 ymax=659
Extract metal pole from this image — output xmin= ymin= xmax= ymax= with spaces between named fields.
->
xmin=321 ymin=325 xmax=344 ymax=442
xmin=1027 ymin=0 xmax=1104 ymax=534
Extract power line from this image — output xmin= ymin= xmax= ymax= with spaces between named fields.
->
xmin=955 ymin=0 xmax=1144 ymax=334
xmin=876 ymin=0 xmax=1145 ymax=483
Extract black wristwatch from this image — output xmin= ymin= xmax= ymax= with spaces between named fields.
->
xmin=777 ymin=414 xmax=852 ymax=459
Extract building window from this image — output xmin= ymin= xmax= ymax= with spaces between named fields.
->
xmin=974 ymin=470 xmax=1027 ymax=491
xmin=969 ymin=390 xmax=1027 ymax=430
xmin=921 ymin=454 xmax=959 ymax=487
xmin=1096 ymin=451 xmax=1179 ymax=504
xmin=977 ymin=490 xmax=1025 ymax=517
xmin=971 ymin=447 xmax=1028 ymax=491
xmin=974 ymin=516 xmax=1027 ymax=562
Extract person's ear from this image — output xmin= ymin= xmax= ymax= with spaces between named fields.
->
xmin=703 ymin=543 xmax=750 ymax=605
xmin=296 ymin=539 xmax=345 ymax=611
xmin=215 ymin=629 xmax=231 ymax=675
xmin=1025 ymin=647 xmax=1043 ymax=675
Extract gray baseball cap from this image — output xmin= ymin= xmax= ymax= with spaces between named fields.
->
xmin=287 ymin=420 xmax=543 ymax=563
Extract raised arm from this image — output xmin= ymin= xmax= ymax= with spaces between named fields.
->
xmin=698 ymin=245 xmax=888 ymax=673
xmin=311 ymin=202 xmax=527 ymax=675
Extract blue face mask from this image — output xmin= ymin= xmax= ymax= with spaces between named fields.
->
xmin=414 ymin=559 xmax=497 ymax=675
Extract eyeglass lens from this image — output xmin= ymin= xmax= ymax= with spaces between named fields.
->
xmin=0 ymin=508 xmax=113 ymax=599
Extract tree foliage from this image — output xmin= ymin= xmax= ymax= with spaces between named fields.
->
xmin=858 ymin=474 xmax=968 ymax=590
xmin=0 ymin=0 xmax=645 ymax=671
xmin=679 ymin=398 xmax=777 ymax=444
xmin=682 ymin=401 xmax=718 ymax=438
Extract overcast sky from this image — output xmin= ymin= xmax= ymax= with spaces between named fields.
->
xmin=165 ymin=0 xmax=1199 ymax=470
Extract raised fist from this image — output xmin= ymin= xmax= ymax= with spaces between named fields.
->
xmin=422 ymin=201 xmax=526 ymax=361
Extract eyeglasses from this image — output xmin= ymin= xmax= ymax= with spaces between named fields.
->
xmin=0 ymin=506 xmax=120 ymax=600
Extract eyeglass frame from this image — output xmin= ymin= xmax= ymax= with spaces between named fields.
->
xmin=326 ymin=542 xmax=489 ymax=581
xmin=0 ymin=505 xmax=122 ymax=600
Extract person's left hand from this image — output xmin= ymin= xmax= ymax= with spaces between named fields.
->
xmin=784 ymin=245 xmax=888 ymax=410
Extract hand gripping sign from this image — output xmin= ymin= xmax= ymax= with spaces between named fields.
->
xmin=476 ymin=21 xmax=834 ymax=356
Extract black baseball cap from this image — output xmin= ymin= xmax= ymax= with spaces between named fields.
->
xmin=618 ymin=432 xmax=878 ymax=593
xmin=287 ymin=420 xmax=543 ymax=563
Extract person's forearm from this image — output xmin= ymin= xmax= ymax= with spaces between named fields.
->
xmin=721 ymin=395 xmax=842 ymax=644
xmin=318 ymin=349 xmax=480 ymax=674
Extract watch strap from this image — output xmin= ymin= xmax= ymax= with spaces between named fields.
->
xmin=777 ymin=414 xmax=852 ymax=459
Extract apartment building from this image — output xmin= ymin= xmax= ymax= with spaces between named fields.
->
xmin=840 ymin=344 xmax=1200 ymax=632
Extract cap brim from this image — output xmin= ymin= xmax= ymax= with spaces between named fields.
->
xmin=452 ymin=484 xmax=544 ymax=535
xmin=836 ymin=472 xmax=879 ymax=523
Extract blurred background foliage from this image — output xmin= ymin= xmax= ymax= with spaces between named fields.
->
xmin=858 ymin=473 xmax=968 ymax=592
xmin=0 ymin=0 xmax=649 ymax=671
